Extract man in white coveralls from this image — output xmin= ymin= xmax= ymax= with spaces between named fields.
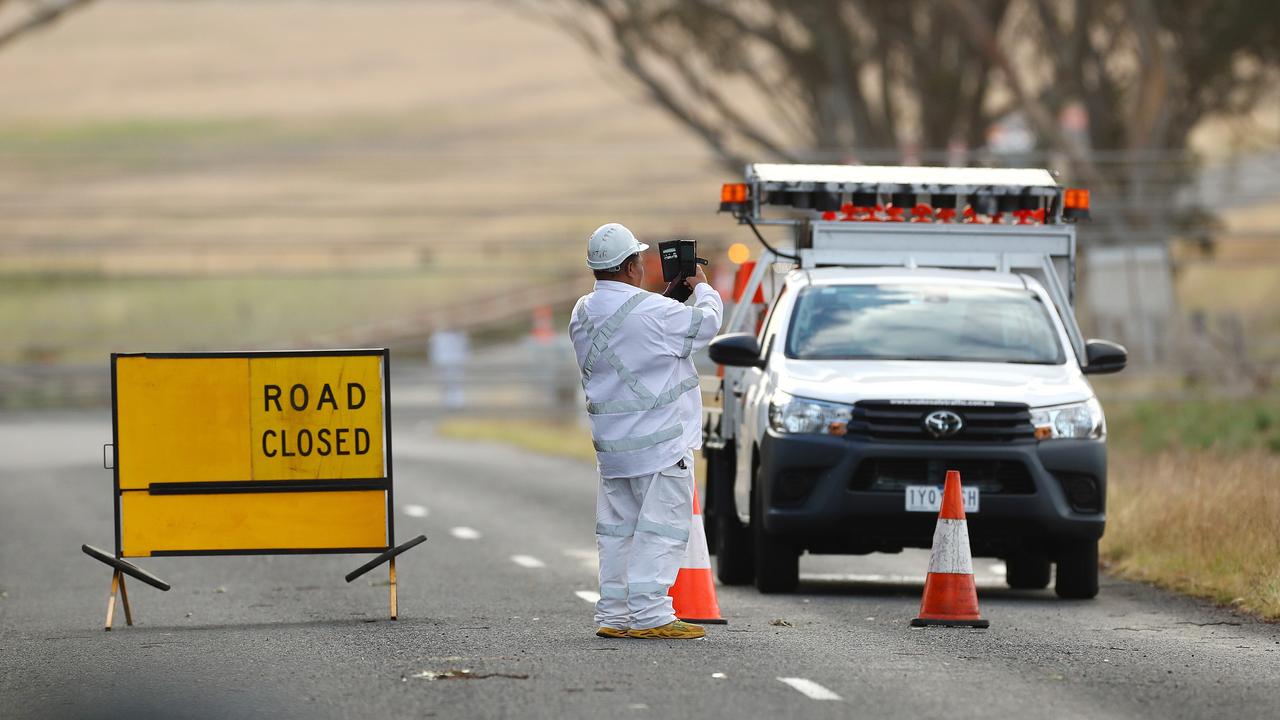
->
xmin=568 ymin=222 xmax=723 ymax=639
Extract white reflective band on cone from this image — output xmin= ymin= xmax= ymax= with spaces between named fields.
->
xmin=927 ymin=518 xmax=974 ymax=575
xmin=684 ymin=509 xmax=712 ymax=570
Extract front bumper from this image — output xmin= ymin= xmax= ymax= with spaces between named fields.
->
xmin=757 ymin=429 xmax=1106 ymax=557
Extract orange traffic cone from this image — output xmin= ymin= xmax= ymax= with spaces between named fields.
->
xmin=531 ymin=305 xmax=555 ymax=343
xmin=911 ymin=470 xmax=989 ymax=628
xmin=669 ymin=487 xmax=727 ymax=624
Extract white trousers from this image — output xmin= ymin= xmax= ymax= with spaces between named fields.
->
xmin=594 ymin=452 xmax=694 ymax=630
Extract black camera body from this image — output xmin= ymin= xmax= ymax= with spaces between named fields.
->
xmin=659 ymin=239 xmax=706 ymax=282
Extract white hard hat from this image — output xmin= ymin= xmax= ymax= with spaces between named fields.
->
xmin=586 ymin=222 xmax=649 ymax=270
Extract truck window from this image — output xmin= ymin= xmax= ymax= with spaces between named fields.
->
xmin=785 ymin=284 xmax=1065 ymax=364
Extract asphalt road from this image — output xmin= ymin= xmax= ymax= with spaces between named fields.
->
xmin=1 ymin=408 xmax=1278 ymax=720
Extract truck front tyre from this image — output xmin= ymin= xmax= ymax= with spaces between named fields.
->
xmin=1054 ymin=540 xmax=1100 ymax=599
xmin=1006 ymin=553 xmax=1052 ymax=590
xmin=752 ymin=471 xmax=799 ymax=593
xmin=714 ymin=513 xmax=754 ymax=585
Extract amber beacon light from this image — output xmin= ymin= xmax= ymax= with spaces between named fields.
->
xmin=719 ymin=182 xmax=749 ymax=212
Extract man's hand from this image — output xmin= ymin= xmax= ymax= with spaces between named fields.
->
xmin=662 ymin=278 xmax=690 ymax=300
xmin=684 ymin=265 xmax=708 ymax=290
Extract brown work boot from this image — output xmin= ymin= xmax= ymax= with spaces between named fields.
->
xmin=626 ymin=620 xmax=705 ymax=639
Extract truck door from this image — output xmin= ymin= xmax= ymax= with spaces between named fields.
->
xmin=735 ymin=284 xmax=789 ymax=521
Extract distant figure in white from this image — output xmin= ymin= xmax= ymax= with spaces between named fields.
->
xmin=429 ymin=328 xmax=469 ymax=410
xmin=568 ymin=223 xmax=723 ymax=640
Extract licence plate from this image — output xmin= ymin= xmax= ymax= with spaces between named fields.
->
xmin=905 ymin=485 xmax=979 ymax=513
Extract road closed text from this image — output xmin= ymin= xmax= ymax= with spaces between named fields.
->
xmin=259 ymin=382 xmax=373 ymax=458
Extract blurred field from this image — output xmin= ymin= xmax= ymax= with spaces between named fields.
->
xmin=1105 ymin=393 xmax=1280 ymax=454
xmin=1 ymin=1 xmax=1277 ymax=370
xmin=1 ymin=271 xmax=507 ymax=362
xmin=1173 ymin=202 xmax=1280 ymax=361
xmin=0 ymin=0 xmax=731 ymax=363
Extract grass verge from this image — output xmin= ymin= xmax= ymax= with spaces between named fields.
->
xmin=436 ymin=418 xmax=596 ymax=465
xmin=434 ymin=418 xmax=708 ymax=485
xmin=1103 ymin=449 xmax=1279 ymax=619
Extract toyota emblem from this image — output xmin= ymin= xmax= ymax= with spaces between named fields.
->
xmin=923 ymin=410 xmax=964 ymax=438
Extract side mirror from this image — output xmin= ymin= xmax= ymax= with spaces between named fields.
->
xmin=709 ymin=333 xmax=765 ymax=368
xmin=1082 ymin=339 xmax=1127 ymax=375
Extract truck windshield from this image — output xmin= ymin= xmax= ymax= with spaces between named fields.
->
xmin=785 ymin=284 xmax=1065 ymax=364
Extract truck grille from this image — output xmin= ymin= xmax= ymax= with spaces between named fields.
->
xmin=851 ymin=458 xmax=1036 ymax=494
xmin=848 ymin=400 xmax=1035 ymax=442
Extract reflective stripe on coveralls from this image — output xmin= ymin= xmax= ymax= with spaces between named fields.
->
xmin=679 ymin=307 xmax=704 ymax=358
xmin=628 ymin=581 xmax=671 ymax=595
xmin=595 ymin=521 xmax=636 ymax=537
xmin=592 ymin=424 xmax=683 ymax=453
xmin=576 ymin=299 xmax=701 ymax=452
xmin=580 ymin=293 xmax=646 ymax=383
xmin=586 ymin=375 xmax=700 ymax=415
xmin=636 ymin=518 xmax=689 ymax=542
xmin=599 ymin=585 xmax=629 ymax=600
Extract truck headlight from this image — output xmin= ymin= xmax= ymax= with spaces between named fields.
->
xmin=768 ymin=391 xmax=852 ymax=435
xmin=1030 ymin=398 xmax=1105 ymax=440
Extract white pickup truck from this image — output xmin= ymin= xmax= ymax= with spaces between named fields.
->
xmin=703 ymin=164 xmax=1126 ymax=599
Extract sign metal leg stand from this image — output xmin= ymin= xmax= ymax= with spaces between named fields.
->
xmin=389 ymin=558 xmax=398 ymax=621
xmin=105 ymin=570 xmax=120 ymax=631
xmin=104 ymin=569 xmax=135 ymax=631
xmin=344 ymin=534 xmax=426 ymax=620
xmin=118 ymin=573 xmax=134 ymax=627
xmin=84 ymin=544 xmax=170 ymax=631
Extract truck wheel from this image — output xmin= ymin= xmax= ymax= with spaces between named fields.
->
xmin=1054 ymin=540 xmax=1099 ymax=599
xmin=1006 ymin=554 xmax=1051 ymax=590
xmin=752 ymin=471 xmax=799 ymax=593
xmin=715 ymin=513 xmax=754 ymax=585
xmin=701 ymin=442 xmax=732 ymax=555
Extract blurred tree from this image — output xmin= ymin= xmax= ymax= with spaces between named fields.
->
xmin=0 ymin=0 xmax=93 ymax=51
xmin=534 ymin=0 xmax=1280 ymax=241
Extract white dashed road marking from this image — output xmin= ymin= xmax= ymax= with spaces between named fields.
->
xmin=574 ymin=590 xmax=601 ymax=604
xmin=511 ymin=555 xmax=546 ymax=569
xmin=403 ymin=504 xmax=428 ymax=518
xmin=803 ymin=573 xmax=924 ymax=584
xmin=449 ymin=526 xmax=481 ymax=540
xmin=777 ymin=677 xmax=841 ymax=701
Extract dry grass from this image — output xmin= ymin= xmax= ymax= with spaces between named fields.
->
xmin=434 ymin=418 xmax=708 ymax=484
xmin=436 ymin=418 xmax=597 ymax=465
xmin=1103 ymin=449 xmax=1280 ymax=619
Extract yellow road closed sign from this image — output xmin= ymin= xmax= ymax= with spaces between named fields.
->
xmin=111 ymin=349 xmax=393 ymax=557
xmin=84 ymin=348 xmax=425 ymax=629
